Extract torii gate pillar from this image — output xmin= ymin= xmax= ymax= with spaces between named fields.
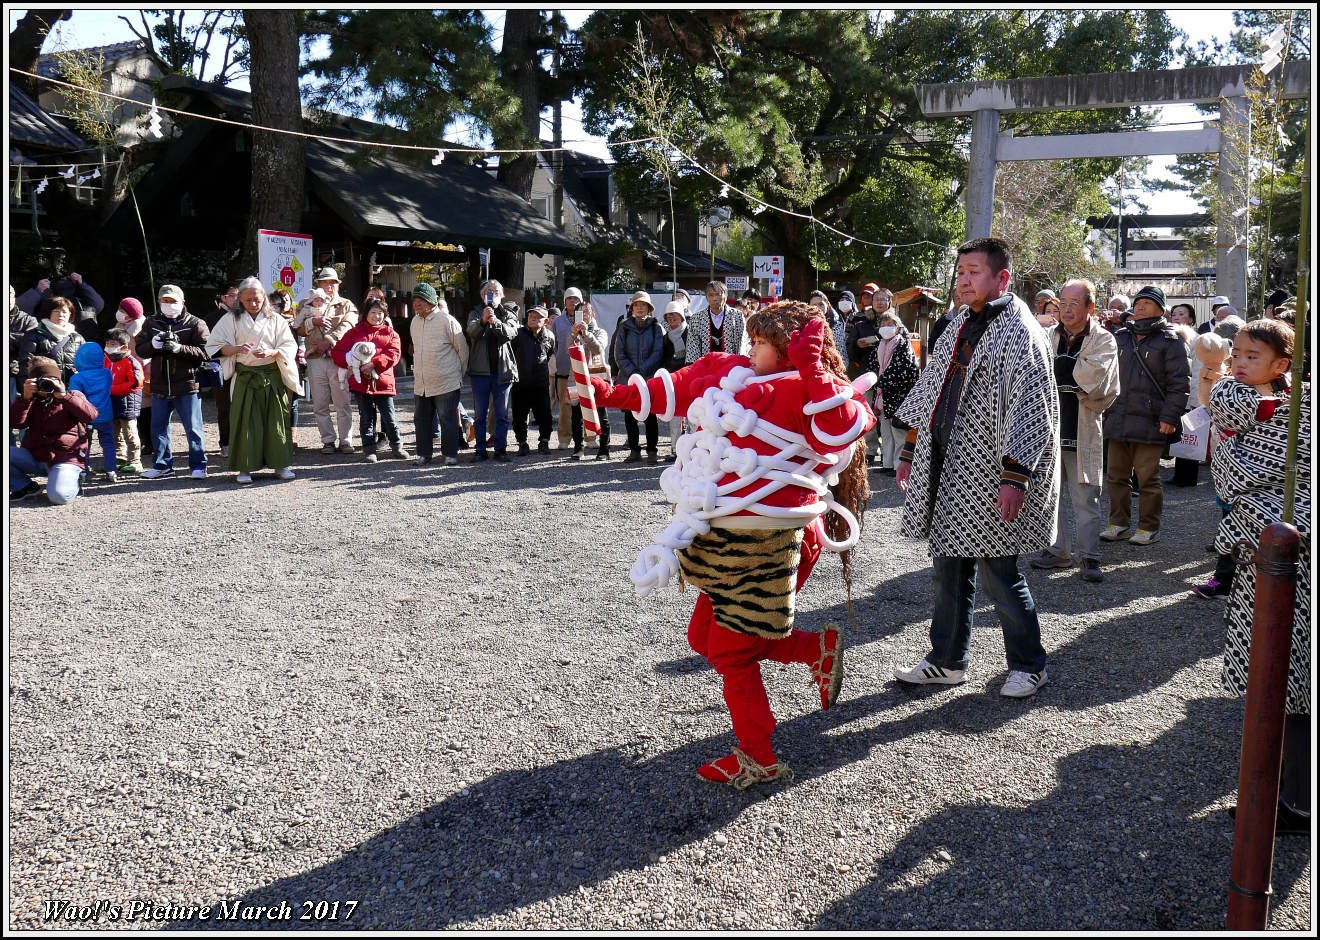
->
xmin=966 ymin=109 xmax=999 ymax=240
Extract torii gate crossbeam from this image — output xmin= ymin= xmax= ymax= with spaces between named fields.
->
xmin=917 ymin=62 xmax=1310 ymax=309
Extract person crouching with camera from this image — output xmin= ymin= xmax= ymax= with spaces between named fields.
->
xmin=9 ymin=356 xmax=99 ymax=504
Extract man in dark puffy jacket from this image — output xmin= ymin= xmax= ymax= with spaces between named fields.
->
xmin=511 ymin=305 xmax=556 ymax=456
xmin=134 ymin=284 xmax=211 ymax=480
xmin=1101 ymin=285 xmax=1190 ymax=546
xmin=9 ymin=285 xmax=38 ymax=409
xmin=614 ymin=290 xmax=665 ymax=464
xmin=465 ymin=278 xmax=520 ymax=463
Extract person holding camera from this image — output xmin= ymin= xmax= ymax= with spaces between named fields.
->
xmin=9 ymin=356 xmax=99 ymax=504
xmin=465 ymin=278 xmax=520 ymax=463
xmin=551 ymin=286 xmax=586 ymax=449
xmin=135 ymin=284 xmax=211 ymax=480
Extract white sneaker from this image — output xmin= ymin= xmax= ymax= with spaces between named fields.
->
xmin=1001 ymin=668 xmax=1048 ymax=698
xmin=236 ymin=472 xmax=253 ymax=484
xmin=1129 ymin=528 xmax=1160 ymax=546
xmin=894 ymin=658 xmax=967 ymax=686
xmin=140 ymin=467 xmax=173 ymax=480
xmin=190 ymin=468 xmax=207 ymax=480
xmin=1099 ymin=524 xmax=1132 ymax=542
xmin=278 ymin=467 xmax=296 ymax=480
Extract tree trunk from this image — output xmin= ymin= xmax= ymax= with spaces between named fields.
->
xmin=236 ymin=10 xmax=305 ymax=280
xmin=9 ymin=10 xmax=70 ymax=97
xmin=778 ymin=216 xmax=816 ymax=300
xmin=489 ymin=9 xmax=543 ymax=300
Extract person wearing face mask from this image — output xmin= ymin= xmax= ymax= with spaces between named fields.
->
xmin=135 ymin=284 xmax=212 ymax=480
xmin=1100 ymin=285 xmax=1190 ymax=546
xmin=465 ymin=278 xmax=521 ymax=463
xmin=206 ymin=278 xmax=301 ymax=484
xmin=103 ymin=328 xmax=144 ymax=475
xmin=871 ymin=311 xmax=920 ymax=476
xmin=21 ymin=295 xmax=86 ymax=385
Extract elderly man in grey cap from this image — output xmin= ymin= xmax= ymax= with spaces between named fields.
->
xmin=1033 ymin=288 xmax=1057 ymax=317
xmin=293 ymin=267 xmax=359 ymax=453
xmin=1198 ymin=295 xmax=1232 ymax=335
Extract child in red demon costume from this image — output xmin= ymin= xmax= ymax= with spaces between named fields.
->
xmin=588 ymin=300 xmax=876 ymax=788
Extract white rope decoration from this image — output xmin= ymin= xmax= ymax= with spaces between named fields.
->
xmin=627 ymin=368 xmax=874 ymax=597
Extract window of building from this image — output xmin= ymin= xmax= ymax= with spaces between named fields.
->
xmin=531 ymin=195 xmax=551 ymax=221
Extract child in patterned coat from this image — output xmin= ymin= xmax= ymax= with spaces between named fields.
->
xmin=1208 ymin=318 xmax=1310 ymax=834
xmin=588 ymin=301 xmax=875 ymax=788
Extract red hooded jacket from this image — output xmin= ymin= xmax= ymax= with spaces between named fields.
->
xmin=331 ymin=320 xmax=402 ymax=396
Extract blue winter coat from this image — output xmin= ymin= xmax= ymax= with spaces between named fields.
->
xmin=614 ymin=316 xmax=665 ymax=383
xmin=68 ymin=342 xmax=113 ymax=427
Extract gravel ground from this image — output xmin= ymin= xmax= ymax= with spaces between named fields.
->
xmin=7 ymin=381 xmax=1312 ymax=931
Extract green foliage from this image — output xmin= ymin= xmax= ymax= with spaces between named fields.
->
xmin=300 ymin=10 xmax=571 ymax=151
xmin=563 ymin=238 xmax=637 ymax=293
xmin=994 ymin=161 xmax=1114 ymax=293
xmin=715 ymin=220 xmax=765 ymax=273
xmin=121 ymin=10 xmax=249 ymax=84
xmin=48 ymin=48 xmax=116 ymax=147
xmin=574 ymin=10 xmax=1178 ymax=291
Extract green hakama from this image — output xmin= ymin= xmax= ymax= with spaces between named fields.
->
xmin=228 ymin=362 xmax=294 ymax=472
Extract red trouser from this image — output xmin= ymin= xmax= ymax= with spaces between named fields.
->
xmin=686 ymin=520 xmax=825 ymax=766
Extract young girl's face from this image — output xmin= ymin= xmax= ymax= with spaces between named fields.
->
xmin=1232 ymin=335 xmax=1290 ymax=388
xmin=748 ymin=334 xmax=784 ymax=375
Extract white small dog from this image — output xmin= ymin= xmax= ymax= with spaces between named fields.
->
xmin=341 ymin=340 xmax=377 ymax=387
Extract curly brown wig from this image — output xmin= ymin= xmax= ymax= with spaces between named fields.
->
xmin=747 ymin=301 xmax=871 ymax=617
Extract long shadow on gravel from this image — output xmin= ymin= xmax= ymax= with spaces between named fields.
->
xmin=176 ymin=589 xmax=1241 ymax=931
xmin=816 ymin=697 xmax=1311 ymax=931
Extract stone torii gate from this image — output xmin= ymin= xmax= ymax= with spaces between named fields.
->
xmin=916 ymin=63 xmax=1310 ymax=310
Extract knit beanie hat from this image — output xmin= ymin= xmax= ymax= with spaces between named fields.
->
xmin=1132 ymin=285 xmax=1167 ymax=312
xmin=28 ymin=355 xmax=61 ymax=380
xmin=117 ymin=297 xmax=144 ymax=321
xmin=413 ymin=283 xmax=439 ymax=306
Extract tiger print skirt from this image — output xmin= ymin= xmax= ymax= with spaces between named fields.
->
xmin=678 ymin=526 xmax=803 ymax=640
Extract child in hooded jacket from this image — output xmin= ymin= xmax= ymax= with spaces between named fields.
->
xmin=104 ymin=328 xmax=144 ymax=474
xmin=67 ymin=341 xmax=117 ymax=479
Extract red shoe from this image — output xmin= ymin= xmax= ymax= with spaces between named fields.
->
xmin=809 ymin=624 xmax=844 ymax=710
xmin=697 ymin=749 xmax=792 ymax=790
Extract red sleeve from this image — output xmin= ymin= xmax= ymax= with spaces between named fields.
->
xmin=597 ymin=353 xmax=735 ymax=417
xmin=62 ymin=390 xmax=98 ymax=423
xmin=373 ymin=331 xmax=401 ymax=372
xmin=800 ymin=373 xmax=876 ymax=455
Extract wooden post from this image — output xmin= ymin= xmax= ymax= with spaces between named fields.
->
xmin=1226 ymin=522 xmax=1299 ymax=930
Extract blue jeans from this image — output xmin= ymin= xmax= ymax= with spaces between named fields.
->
xmin=150 ymin=393 xmax=207 ymax=472
xmin=92 ymin=420 xmax=116 ymax=473
xmin=9 ymin=446 xmax=82 ymax=504
xmin=471 ymin=374 xmax=511 ymax=455
xmin=355 ymin=393 xmax=399 ymax=453
xmin=928 ymin=555 xmax=1047 ymax=673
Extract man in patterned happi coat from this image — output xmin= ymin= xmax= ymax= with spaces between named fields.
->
xmin=892 ymin=237 xmax=1061 ymax=699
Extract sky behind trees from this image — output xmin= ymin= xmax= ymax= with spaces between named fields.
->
xmin=10 ymin=6 xmax=1243 ymax=213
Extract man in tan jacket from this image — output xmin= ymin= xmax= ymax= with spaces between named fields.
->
xmin=292 ymin=268 xmax=359 ymax=454
xmin=1030 ymin=278 xmax=1120 ymax=583
xmin=408 ymin=283 xmax=468 ymax=466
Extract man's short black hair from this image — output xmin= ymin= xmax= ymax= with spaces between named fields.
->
xmin=955 ymin=236 xmax=1012 ymax=274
